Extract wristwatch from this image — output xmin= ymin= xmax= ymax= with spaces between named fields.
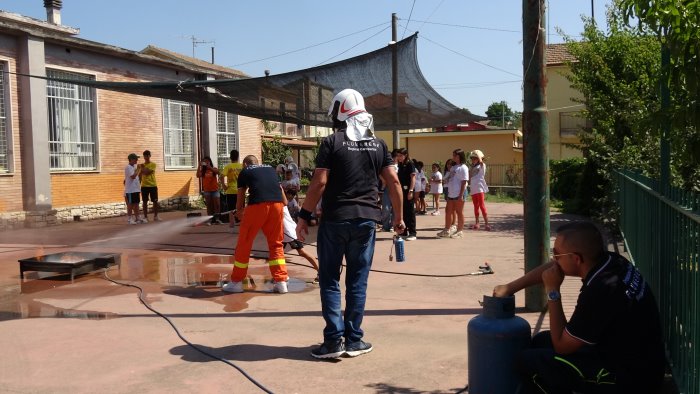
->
xmin=547 ymin=290 xmax=561 ymax=302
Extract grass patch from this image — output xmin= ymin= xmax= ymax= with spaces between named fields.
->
xmin=485 ymin=189 xmax=523 ymax=203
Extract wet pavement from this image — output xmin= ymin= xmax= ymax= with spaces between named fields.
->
xmin=0 ymin=204 xmax=584 ymax=393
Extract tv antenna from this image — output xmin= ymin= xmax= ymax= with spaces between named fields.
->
xmin=189 ymin=35 xmax=215 ymax=61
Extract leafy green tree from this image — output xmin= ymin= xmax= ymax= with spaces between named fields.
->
xmin=261 ymin=136 xmax=290 ymax=167
xmin=564 ymin=13 xmax=662 ymax=217
xmin=485 ymin=101 xmax=514 ymax=128
xmin=618 ymin=0 xmax=700 ymax=190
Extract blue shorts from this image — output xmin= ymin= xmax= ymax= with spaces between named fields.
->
xmin=202 ymin=191 xmax=220 ymax=198
xmin=126 ymin=192 xmax=141 ymax=205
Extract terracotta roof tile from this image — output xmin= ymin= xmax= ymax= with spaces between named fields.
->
xmin=140 ymin=45 xmax=249 ymax=78
xmin=546 ymin=43 xmax=576 ymax=65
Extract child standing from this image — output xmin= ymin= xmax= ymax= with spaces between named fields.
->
xmin=282 ymin=188 xmax=319 ymax=282
xmin=429 ymin=163 xmax=443 ymax=215
xmin=415 ymin=161 xmax=427 ymax=214
xmin=468 ymin=150 xmax=490 ymax=231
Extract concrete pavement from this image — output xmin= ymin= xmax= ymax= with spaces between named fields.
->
xmin=0 ymin=202 xmax=583 ymax=393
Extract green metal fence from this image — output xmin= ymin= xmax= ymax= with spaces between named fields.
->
xmin=486 ymin=163 xmax=524 ymax=188
xmin=615 ymin=170 xmax=700 ymax=393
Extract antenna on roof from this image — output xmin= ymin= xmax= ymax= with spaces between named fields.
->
xmin=189 ymin=35 xmax=215 ymax=62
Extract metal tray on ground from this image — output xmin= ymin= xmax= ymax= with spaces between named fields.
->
xmin=18 ymin=252 xmax=121 ymax=282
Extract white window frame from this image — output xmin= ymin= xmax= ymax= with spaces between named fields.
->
xmin=0 ymin=61 xmax=11 ymax=173
xmin=216 ymin=111 xmax=238 ymax=166
xmin=163 ymin=99 xmax=196 ymax=169
xmin=46 ymin=68 xmax=98 ymax=171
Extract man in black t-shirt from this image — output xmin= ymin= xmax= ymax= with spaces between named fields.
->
xmin=222 ymin=155 xmax=289 ymax=294
xmin=493 ymin=221 xmax=665 ymax=393
xmin=297 ymin=89 xmax=404 ymax=359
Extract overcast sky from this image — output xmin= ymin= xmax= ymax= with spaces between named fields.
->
xmin=2 ymin=0 xmax=611 ymax=116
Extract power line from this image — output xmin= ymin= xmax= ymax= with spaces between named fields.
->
xmin=433 ymin=80 xmax=522 ymax=89
xmin=229 ymin=21 xmax=389 ymax=68
xmin=409 ymin=19 xmax=520 ymax=33
xmin=415 ymin=32 xmax=521 ymax=78
xmin=415 ymin=0 xmax=446 ymax=32
xmin=402 ymin=0 xmax=417 ymax=39
xmin=316 ymin=26 xmax=390 ymax=66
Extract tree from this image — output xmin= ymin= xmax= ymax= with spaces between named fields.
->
xmin=261 ymin=136 xmax=290 ymax=167
xmin=618 ymin=0 xmax=700 ymax=190
xmin=485 ymin=101 xmax=515 ymax=128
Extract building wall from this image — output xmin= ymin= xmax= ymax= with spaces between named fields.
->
xmin=546 ymin=65 xmax=584 ymax=160
xmin=0 ymin=38 xmax=23 ymax=213
xmin=237 ymin=115 xmax=263 ymax=159
xmin=375 ymin=130 xmax=522 ymax=168
xmin=0 ymin=31 xmax=262 ymax=229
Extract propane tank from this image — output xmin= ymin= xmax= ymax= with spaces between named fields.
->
xmin=467 ymin=295 xmax=531 ymax=394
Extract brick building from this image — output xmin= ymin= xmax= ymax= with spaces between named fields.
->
xmin=0 ymin=5 xmax=270 ymax=230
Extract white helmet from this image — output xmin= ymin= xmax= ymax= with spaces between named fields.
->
xmin=328 ymin=89 xmax=366 ymax=122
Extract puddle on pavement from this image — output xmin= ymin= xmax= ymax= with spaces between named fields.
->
xmin=0 ymin=252 xmax=318 ymax=320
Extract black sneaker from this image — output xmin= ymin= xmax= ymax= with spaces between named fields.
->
xmin=311 ymin=339 xmax=345 ymax=359
xmin=345 ymin=340 xmax=373 ymax=357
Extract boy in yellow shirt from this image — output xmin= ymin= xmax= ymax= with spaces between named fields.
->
xmin=140 ymin=150 xmax=161 ymax=222
xmin=220 ymin=150 xmax=243 ymax=232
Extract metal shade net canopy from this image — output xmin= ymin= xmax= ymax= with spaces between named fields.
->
xmin=34 ymin=34 xmax=477 ymax=130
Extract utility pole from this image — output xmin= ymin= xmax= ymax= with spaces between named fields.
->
xmin=522 ymin=0 xmax=549 ymax=311
xmin=391 ymin=13 xmax=399 ymax=150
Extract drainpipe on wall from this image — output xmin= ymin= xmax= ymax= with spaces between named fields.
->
xmin=44 ymin=0 xmax=62 ymax=25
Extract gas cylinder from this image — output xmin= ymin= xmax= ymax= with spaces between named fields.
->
xmin=467 ymin=295 xmax=531 ymax=394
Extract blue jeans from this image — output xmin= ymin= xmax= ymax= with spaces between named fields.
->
xmin=317 ymin=219 xmax=376 ymax=344
xmin=380 ymin=190 xmax=393 ymax=231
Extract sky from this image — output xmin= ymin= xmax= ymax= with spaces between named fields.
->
xmin=2 ymin=0 xmax=611 ymax=116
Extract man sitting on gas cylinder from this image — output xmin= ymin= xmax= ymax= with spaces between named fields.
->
xmin=493 ymin=221 xmax=665 ymax=393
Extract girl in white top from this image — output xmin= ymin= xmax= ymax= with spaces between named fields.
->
xmin=438 ymin=149 xmax=469 ymax=239
xmin=468 ymin=150 xmax=490 ymax=230
xmin=414 ymin=162 xmax=427 ymax=214
xmin=429 ymin=163 xmax=443 ymax=215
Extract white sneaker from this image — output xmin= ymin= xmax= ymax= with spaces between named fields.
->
xmin=139 ymin=217 xmax=148 ymax=224
xmin=153 ymin=216 xmax=163 ymax=222
xmin=430 ymin=210 xmax=440 ymax=216
xmin=272 ymin=281 xmax=288 ymax=294
xmin=405 ymin=235 xmax=417 ymax=241
xmin=128 ymin=218 xmax=138 ymax=225
xmin=449 ymin=225 xmax=457 ymax=235
xmin=437 ymin=229 xmax=450 ymax=238
xmin=222 ymin=281 xmax=244 ymax=293
xmin=450 ymin=231 xmax=463 ymax=239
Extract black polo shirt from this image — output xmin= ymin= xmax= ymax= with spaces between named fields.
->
xmin=237 ymin=164 xmax=282 ymax=205
xmin=566 ymin=252 xmax=665 ymax=390
xmin=315 ymin=132 xmax=392 ymax=222
xmin=397 ymin=160 xmax=416 ymax=191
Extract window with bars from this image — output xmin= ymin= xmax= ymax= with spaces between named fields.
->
xmin=46 ymin=69 xmax=98 ymax=171
xmin=216 ymin=111 xmax=238 ymax=166
xmin=560 ymin=111 xmax=591 ymax=138
xmin=163 ymin=99 xmax=195 ymax=169
xmin=0 ymin=63 xmax=9 ymax=173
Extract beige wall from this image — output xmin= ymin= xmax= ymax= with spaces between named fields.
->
xmin=375 ymin=130 xmax=522 ymax=167
xmin=546 ymin=65 xmax=584 ymax=160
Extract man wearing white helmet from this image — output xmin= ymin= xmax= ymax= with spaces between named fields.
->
xmin=297 ymin=88 xmax=404 ymax=359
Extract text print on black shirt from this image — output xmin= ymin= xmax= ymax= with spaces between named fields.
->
xmin=342 ymin=140 xmax=381 ymax=152
xmin=622 ymin=264 xmax=646 ymax=301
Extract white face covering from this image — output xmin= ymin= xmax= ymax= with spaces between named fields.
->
xmin=344 ymin=112 xmax=375 ymax=141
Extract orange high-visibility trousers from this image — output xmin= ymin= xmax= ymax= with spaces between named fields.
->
xmin=231 ymin=201 xmax=287 ymax=283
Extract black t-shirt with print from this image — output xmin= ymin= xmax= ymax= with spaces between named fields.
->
xmin=315 ymin=132 xmax=392 ymax=222
xmin=237 ymin=164 xmax=282 ymax=205
xmin=397 ymin=160 xmax=416 ymax=190
xmin=566 ymin=252 xmax=665 ymax=391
